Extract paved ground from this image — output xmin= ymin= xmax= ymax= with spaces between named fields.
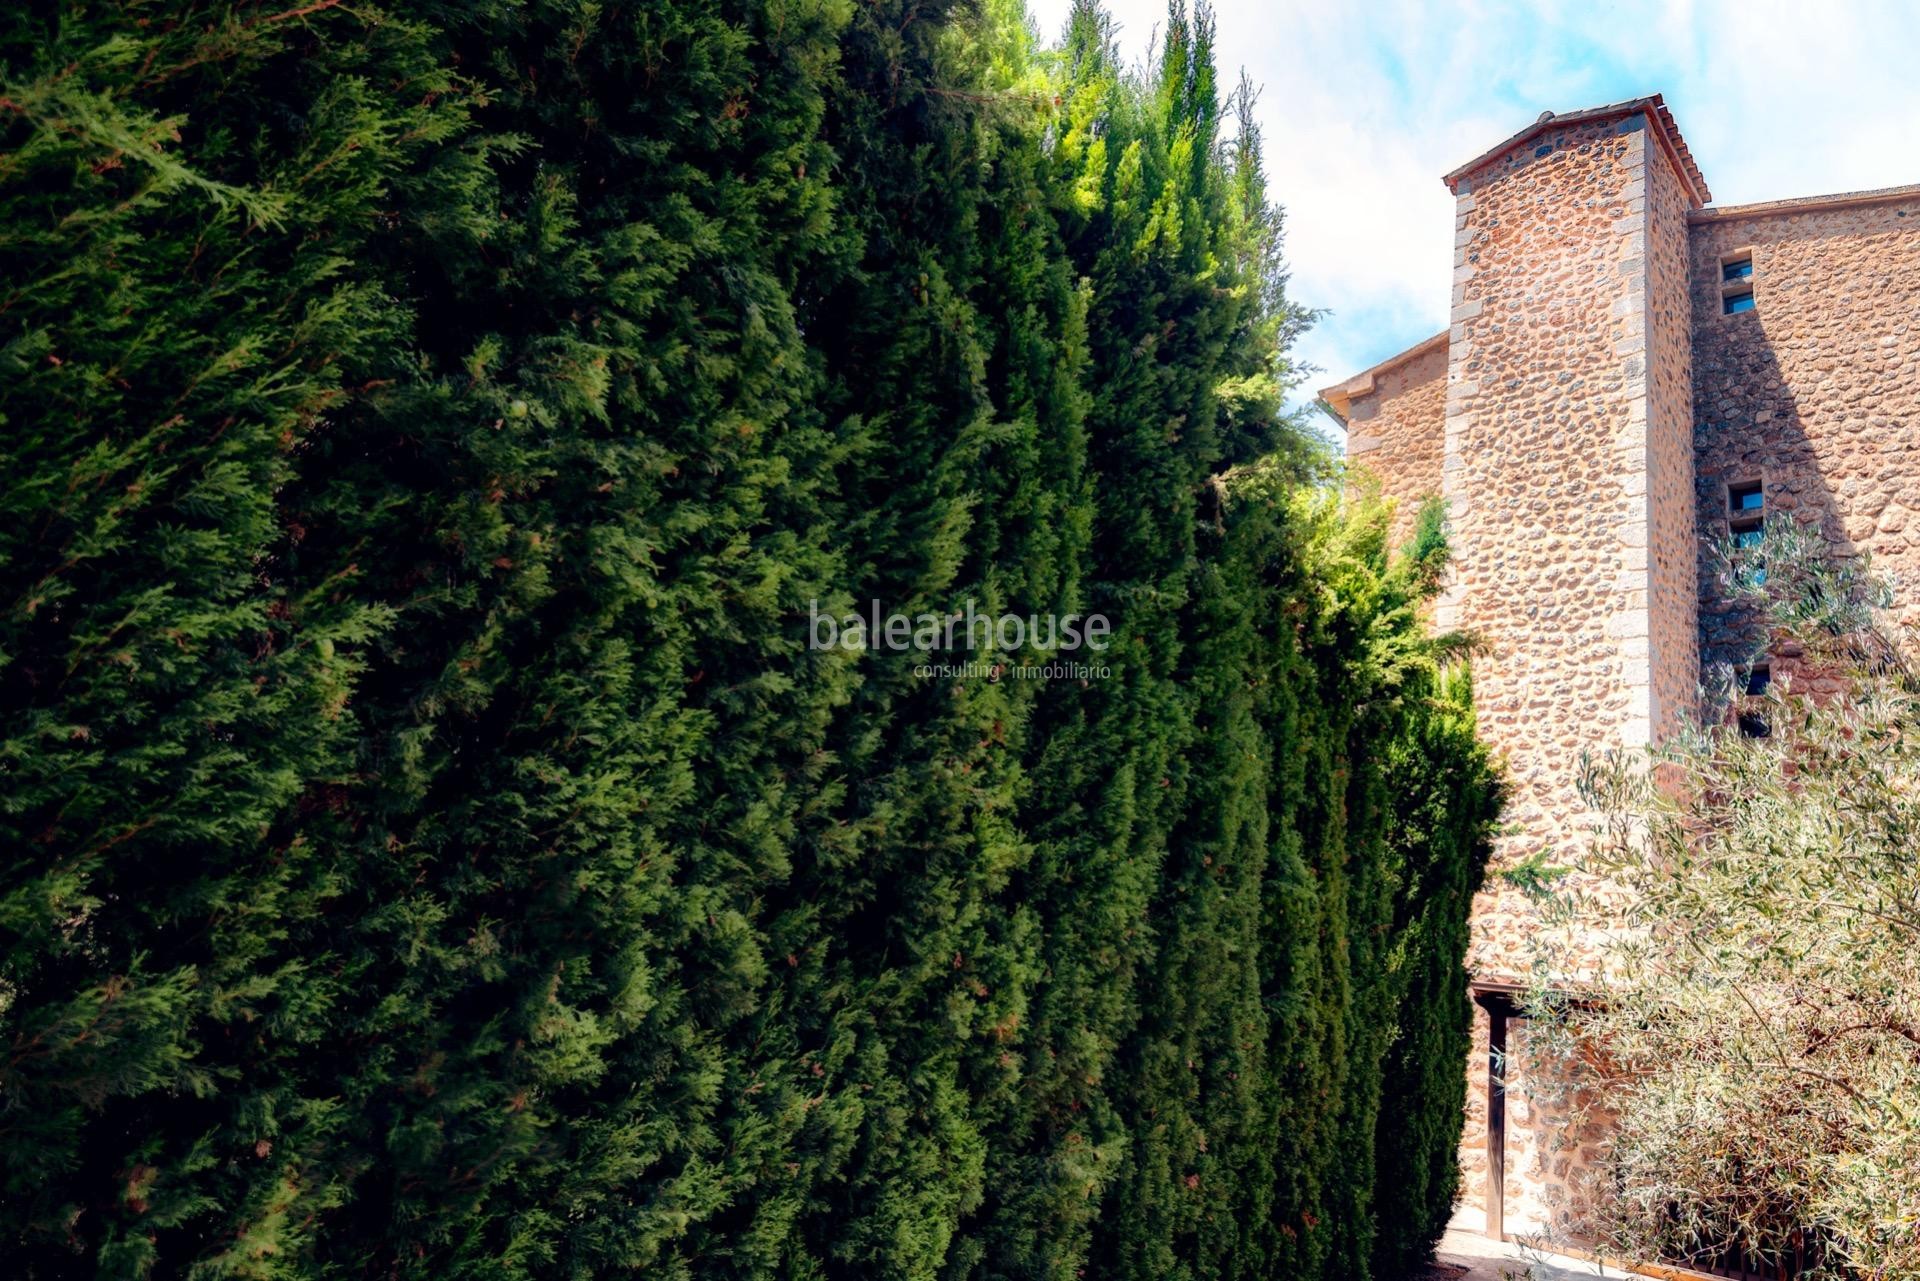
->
xmin=1425 ymin=1210 xmax=1664 ymax=1281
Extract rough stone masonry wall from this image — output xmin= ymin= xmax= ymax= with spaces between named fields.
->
xmin=1340 ymin=336 xmax=1448 ymax=543
xmin=1345 ymin=104 xmax=1920 ymax=1251
xmin=1437 ymin=112 xmax=1695 ymax=1240
xmin=1691 ymin=195 xmax=1920 ymax=689
xmin=1645 ymin=125 xmax=1699 ymax=742
xmin=1499 ymin=1015 xmax=1618 ymax=1232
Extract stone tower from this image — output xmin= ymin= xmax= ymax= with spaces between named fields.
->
xmin=1323 ymin=95 xmax=1920 ymax=1241
xmin=1438 ymin=102 xmax=1702 ymax=764
xmin=1436 ymin=98 xmax=1705 ymax=1240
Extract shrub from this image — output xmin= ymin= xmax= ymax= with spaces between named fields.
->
xmin=1534 ymin=515 xmax=1920 ymax=1279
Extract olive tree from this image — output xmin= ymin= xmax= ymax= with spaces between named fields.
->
xmin=1526 ymin=515 xmax=1920 ymax=1280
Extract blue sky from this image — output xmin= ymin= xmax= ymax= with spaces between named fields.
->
xmin=1024 ymin=0 xmax=1920 ymax=416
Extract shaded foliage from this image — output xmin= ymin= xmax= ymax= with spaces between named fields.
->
xmin=0 ymin=2 xmax=1497 ymax=1278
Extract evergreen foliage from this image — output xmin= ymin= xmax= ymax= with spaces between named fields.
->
xmin=0 ymin=2 xmax=1498 ymax=1278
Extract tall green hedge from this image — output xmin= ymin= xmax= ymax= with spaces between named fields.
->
xmin=0 ymin=2 xmax=1498 ymax=1279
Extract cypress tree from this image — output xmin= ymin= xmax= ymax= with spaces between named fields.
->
xmin=769 ymin=2 xmax=1097 ymax=1274
xmin=0 ymin=6 xmax=463 ymax=1272
xmin=0 ymin=3 xmax=1500 ymax=1278
xmin=278 ymin=1 xmax=864 ymax=1273
xmin=1369 ymin=508 xmax=1503 ymax=1280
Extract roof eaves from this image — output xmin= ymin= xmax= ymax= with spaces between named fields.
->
xmin=1317 ymin=329 xmax=1449 ymax=421
xmin=1690 ymin=180 xmax=1920 ymax=224
xmin=1442 ymin=95 xmax=1710 ymax=207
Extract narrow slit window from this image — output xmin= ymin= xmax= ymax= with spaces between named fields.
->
xmin=1729 ymin=480 xmax=1764 ymax=525
xmin=1721 ymin=251 xmax=1756 ymax=312
xmin=1739 ymin=664 xmax=1772 ymax=738
xmin=1730 ymin=481 xmax=1766 ymax=582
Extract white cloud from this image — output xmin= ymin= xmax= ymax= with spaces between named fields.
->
xmin=1025 ymin=0 xmax=1920 ymax=407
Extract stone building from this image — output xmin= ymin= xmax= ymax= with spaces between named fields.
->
xmin=1319 ymin=94 xmax=1920 ymax=1245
